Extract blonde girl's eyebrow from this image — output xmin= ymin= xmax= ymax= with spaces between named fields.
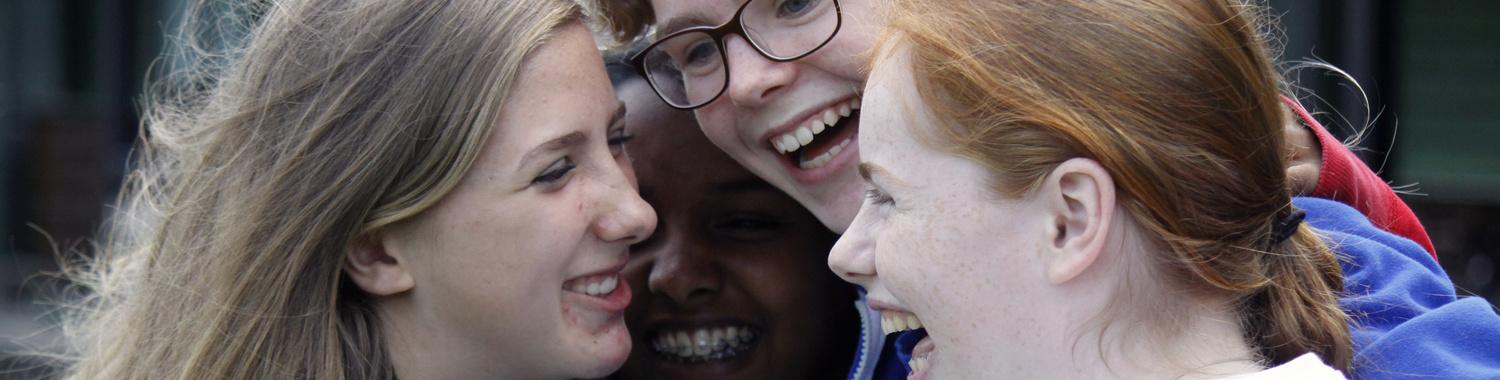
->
xmin=519 ymin=131 xmax=586 ymax=169
xmin=610 ymin=102 xmax=626 ymax=128
xmin=517 ymin=102 xmax=625 ymax=170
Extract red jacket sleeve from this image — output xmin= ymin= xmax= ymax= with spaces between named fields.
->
xmin=1283 ymin=95 xmax=1439 ymax=259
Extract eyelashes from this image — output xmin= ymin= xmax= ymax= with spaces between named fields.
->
xmin=532 ymin=157 xmax=576 ymax=186
xmin=865 ymin=187 xmax=893 ymax=206
xmin=534 ymin=126 xmax=632 ymax=190
xmin=607 ymin=133 xmax=635 ymax=155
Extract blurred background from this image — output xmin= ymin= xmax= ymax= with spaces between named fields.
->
xmin=1 ymin=0 xmax=1497 ymax=373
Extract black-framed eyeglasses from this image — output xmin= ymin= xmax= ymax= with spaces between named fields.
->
xmin=631 ymin=0 xmax=842 ymax=110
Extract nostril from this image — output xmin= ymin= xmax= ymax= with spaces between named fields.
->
xmin=647 ymin=252 xmax=722 ymax=305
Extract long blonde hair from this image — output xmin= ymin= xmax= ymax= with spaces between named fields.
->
xmin=885 ymin=0 xmax=1351 ymax=371
xmin=60 ymin=0 xmax=579 ymax=378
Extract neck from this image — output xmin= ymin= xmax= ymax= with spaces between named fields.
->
xmin=378 ymin=295 xmax=521 ymax=379
xmin=949 ymin=278 xmax=1264 ymax=379
xmin=1075 ymin=223 xmax=1265 ymax=379
xmin=1083 ymin=304 xmax=1264 ymax=379
xmin=1018 ymin=232 xmax=1265 ymax=379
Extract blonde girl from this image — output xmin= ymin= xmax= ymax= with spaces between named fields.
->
xmin=61 ymin=0 xmax=655 ymax=378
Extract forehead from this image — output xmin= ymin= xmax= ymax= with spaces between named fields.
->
xmin=650 ymin=0 xmax=742 ymax=33
xmin=489 ymin=25 xmax=615 ymax=155
xmin=861 ymin=44 xmax=921 ymax=160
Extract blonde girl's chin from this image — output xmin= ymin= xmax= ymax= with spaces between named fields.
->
xmin=569 ymin=319 xmax=633 ymax=378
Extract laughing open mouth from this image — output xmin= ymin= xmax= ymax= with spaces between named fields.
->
xmin=770 ymin=97 xmax=861 ymax=170
xmin=882 ymin=310 xmax=934 ymax=377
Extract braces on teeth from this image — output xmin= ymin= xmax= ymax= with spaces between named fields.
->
xmin=651 ymin=326 xmax=760 ymax=363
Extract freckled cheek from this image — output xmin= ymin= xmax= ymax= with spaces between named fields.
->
xmin=693 ymin=105 xmax=739 ymax=143
xmin=899 ymin=215 xmax=983 ymax=316
xmin=875 ymin=220 xmax=943 ymax=307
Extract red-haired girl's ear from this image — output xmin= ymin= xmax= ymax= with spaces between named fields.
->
xmin=1040 ymin=158 xmax=1116 ymax=285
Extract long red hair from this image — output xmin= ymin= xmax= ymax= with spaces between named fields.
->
xmin=885 ymin=0 xmax=1351 ymax=371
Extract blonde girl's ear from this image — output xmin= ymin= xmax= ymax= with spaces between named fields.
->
xmin=1039 ymin=158 xmax=1116 ymax=285
xmin=345 ymin=232 xmax=416 ymax=296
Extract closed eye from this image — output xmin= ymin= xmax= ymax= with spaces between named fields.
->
xmin=532 ymin=157 xmax=576 ymax=188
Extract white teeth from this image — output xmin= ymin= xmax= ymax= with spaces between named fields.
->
xmin=652 ymin=326 xmax=760 ymax=363
xmin=909 ymin=356 xmax=929 ymax=373
xmin=600 ymin=276 xmax=617 ymax=295
xmin=778 ymin=134 xmax=799 ymax=154
xmin=799 ymin=150 xmax=836 ymax=169
xmin=795 ymin=127 xmax=814 ymax=145
xmin=880 ymin=311 xmax=925 ymax=335
xmin=566 ymin=274 xmax=618 ymax=296
xmin=675 ymin=331 xmax=692 ymax=356
xmin=797 ymin=137 xmax=853 ymax=169
xmin=694 ymin=330 xmax=712 ymax=356
xmin=770 ymin=96 xmax=861 ymax=155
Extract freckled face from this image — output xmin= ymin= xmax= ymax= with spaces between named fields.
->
xmin=826 ymin=44 xmax=1054 ymax=379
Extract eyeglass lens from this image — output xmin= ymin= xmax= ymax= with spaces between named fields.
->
xmin=641 ymin=0 xmax=839 ymax=109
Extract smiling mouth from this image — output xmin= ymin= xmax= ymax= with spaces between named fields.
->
xmin=650 ymin=324 xmax=761 ymax=364
xmin=881 ymin=310 xmax=935 ymax=378
xmin=769 ymin=97 xmax=861 ymax=170
xmin=563 ymin=273 xmax=620 ymax=297
xmin=881 ymin=309 xmax=925 ymax=336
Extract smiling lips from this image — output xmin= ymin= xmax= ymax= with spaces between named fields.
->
xmin=769 ymin=97 xmax=862 ymax=170
xmin=564 ymin=272 xmax=620 ymax=296
xmin=561 ymin=271 xmax=632 ymax=313
xmin=881 ymin=309 xmax=924 ymax=335
xmin=881 ymin=309 xmax=934 ymax=377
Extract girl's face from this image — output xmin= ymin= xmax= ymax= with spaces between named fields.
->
xmin=615 ymin=79 xmax=857 ymax=380
xmin=827 ymin=46 xmax=1059 ymax=379
xmin=649 ymin=0 xmax=885 ymax=232
xmin=378 ymin=25 xmax=657 ymax=379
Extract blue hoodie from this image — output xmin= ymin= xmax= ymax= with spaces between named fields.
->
xmin=847 ymin=197 xmax=1500 ymax=380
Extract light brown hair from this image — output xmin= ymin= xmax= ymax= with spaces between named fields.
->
xmin=581 ymin=0 xmax=655 ymax=47
xmin=884 ymin=0 xmax=1351 ymax=371
xmin=59 ymin=0 xmax=579 ymax=378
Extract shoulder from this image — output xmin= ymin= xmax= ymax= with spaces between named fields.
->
xmin=1220 ymin=353 xmax=1346 ymax=380
xmin=1294 ymin=197 xmax=1441 ymax=279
